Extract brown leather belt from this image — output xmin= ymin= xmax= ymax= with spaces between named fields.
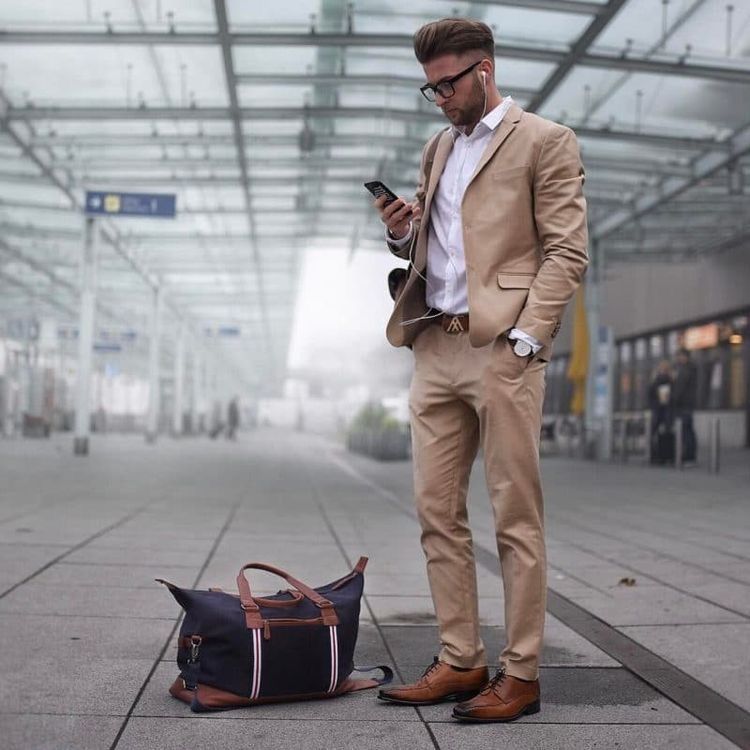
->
xmin=434 ymin=313 xmax=470 ymax=334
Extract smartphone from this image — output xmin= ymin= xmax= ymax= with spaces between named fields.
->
xmin=364 ymin=181 xmax=411 ymax=213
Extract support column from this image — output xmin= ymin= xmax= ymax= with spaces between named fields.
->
xmin=191 ymin=349 xmax=201 ymax=435
xmin=172 ymin=323 xmax=185 ymax=437
xmin=584 ymin=239 xmax=601 ymax=458
xmin=73 ymin=217 xmax=98 ymax=456
xmin=145 ymin=286 xmax=163 ymax=443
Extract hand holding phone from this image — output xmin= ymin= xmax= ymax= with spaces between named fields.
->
xmin=365 ymin=180 xmax=415 ymax=240
xmin=364 ymin=180 xmax=402 ymax=206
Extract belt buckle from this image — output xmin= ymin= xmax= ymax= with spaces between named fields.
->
xmin=445 ymin=315 xmax=465 ymax=334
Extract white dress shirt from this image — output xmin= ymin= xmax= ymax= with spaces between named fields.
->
xmin=388 ymin=96 xmax=541 ymax=353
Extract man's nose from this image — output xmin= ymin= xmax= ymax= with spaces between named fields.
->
xmin=435 ymin=92 xmax=448 ymax=107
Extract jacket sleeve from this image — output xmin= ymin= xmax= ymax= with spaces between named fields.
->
xmin=514 ymin=124 xmax=589 ymax=346
xmin=386 ymin=135 xmax=433 ymax=260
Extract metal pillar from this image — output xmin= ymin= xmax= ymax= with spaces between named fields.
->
xmin=145 ymin=286 xmax=163 ymax=443
xmin=708 ymin=417 xmax=721 ymax=474
xmin=172 ymin=324 xmax=185 ymax=437
xmin=584 ymin=239 xmax=601 ymax=458
xmin=190 ymin=349 xmax=201 ymax=434
xmin=1 ymin=360 xmax=13 ymax=437
xmin=73 ymin=217 xmax=98 ymax=456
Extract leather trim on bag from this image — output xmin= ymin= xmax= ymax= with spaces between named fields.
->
xmin=168 ymin=676 xmax=195 ymax=705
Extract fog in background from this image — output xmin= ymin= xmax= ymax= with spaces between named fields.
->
xmin=287 ymin=247 xmax=413 ymax=398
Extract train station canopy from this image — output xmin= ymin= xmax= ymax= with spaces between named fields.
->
xmin=1 ymin=0 xmax=748 ymax=390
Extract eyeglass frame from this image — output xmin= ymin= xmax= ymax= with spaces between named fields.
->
xmin=419 ymin=60 xmax=484 ymax=102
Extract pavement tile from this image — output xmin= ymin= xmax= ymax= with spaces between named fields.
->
xmin=0 ymin=613 xmax=175 ymax=664
xmin=0 ymin=714 xmax=123 ymax=750
xmin=562 ymin=585 xmax=745 ymax=626
xmin=0 ymin=582 xmax=181 ymax=619
xmin=429 ymin=723 xmax=737 ymax=749
xmin=0 ymin=657 xmax=154 ymax=715
xmin=30 ymin=562 xmax=197 ymax=589
xmin=64 ymin=545 xmax=201 ymax=567
xmin=0 ymin=543 xmax=70 ymax=589
xmin=617 ymin=622 xmax=750 ymax=712
xmin=117 ymin=717 xmax=436 ymax=750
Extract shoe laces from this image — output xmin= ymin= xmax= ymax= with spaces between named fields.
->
xmin=481 ymin=667 xmax=507 ymax=695
xmin=419 ymin=656 xmax=442 ymax=683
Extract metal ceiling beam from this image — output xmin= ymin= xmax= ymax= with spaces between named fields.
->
xmin=574 ymin=125 xmax=721 ymax=151
xmin=5 ymin=106 xmax=723 ymax=152
xmin=214 ymin=0 xmax=274 ymax=376
xmin=434 ymin=0 xmax=602 ymax=11
xmin=0 ymin=267 xmax=78 ymax=318
xmin=234 ymin=71 xmax=538 ymax=100
xmin=2 ymin=31 xmax=749 ymax=84
xmin=526 ymin=0 xmax=627 ymax=113
xmin=577 ymin=0 xmax=706 ymax=127
xmin=593 ymin=119 xmax=750 ymax=241
xmin=0 ymin=91 xmax=248 ymax=388
xmin=25 ymin=128 xmax=723 ymax=153
xmin=0 ymin=90 xmax=159 ymax=292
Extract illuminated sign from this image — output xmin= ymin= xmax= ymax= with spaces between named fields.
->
xmin=684 ymin=323 xmax=719 ymax=350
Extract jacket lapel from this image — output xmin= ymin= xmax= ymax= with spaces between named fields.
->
xmin=423 ymin=128 xmax=453 ymax=217
xmin=466 ymin=101 xmax=523 ymax=188
xmin=413 ymin=128 xmax=453 ymax=271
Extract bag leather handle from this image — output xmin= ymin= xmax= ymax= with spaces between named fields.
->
xmin=237 ymin=563 xmax=339 ymax=629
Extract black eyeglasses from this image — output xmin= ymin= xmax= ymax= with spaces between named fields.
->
xmin=420 ymin=61 xmax=482 ymax=102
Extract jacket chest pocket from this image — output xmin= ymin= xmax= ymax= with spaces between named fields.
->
xmin=497 ymin=273 xmax=534 ymax=290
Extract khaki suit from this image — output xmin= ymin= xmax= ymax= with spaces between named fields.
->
xmin=387 ymin=103 xmax=588 ymax=680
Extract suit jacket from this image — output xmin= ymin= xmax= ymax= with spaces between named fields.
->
xmin=385 ymin=102 xmax=588 ymax=361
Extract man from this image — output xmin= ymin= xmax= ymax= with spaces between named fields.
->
xmin=225 ymin=396 xmax=240 ymax=440
xmin=372 ymin=18 xmax=588 ymax=722
xmin=673 ymin=348 xmax=698 ymax=465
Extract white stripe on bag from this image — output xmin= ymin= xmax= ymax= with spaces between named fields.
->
xmin=327 ymin=625 xmax=339 ymax=694
xmin=251 ymin=628 xmax=262 ymax=700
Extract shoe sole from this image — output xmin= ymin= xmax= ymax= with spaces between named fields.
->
xmin=377 ymin=690 xmax=480 ymax=706
xmin=452 ymin=698 xmax=541 ymax=722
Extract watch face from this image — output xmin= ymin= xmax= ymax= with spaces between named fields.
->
xmin=513 ymin=339 xmax=532 ymax=357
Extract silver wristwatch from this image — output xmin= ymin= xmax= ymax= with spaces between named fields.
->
xmin=511 ymin=338 xmax=533 ymax=358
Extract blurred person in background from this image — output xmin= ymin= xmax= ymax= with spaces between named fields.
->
xmin=226 ymin=396 xmax=240 ymax=440
xmin=673 ymin=348 xmax=698 ymax=466
xmin=649 ymin=360 xmax=674 ymax=465
xmin=372 ymin=17 xmax=588 ymax=723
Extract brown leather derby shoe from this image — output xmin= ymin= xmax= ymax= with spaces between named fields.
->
xmin=452 ymin=668 xmax=540 ymax=722
xmin=378 ymin=657 xmax=489 ymax=706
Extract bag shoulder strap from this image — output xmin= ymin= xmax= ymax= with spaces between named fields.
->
xmin=335 ymin=666 xmax=394 ymax=695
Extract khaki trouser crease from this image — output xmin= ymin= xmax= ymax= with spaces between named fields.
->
xmin=409 ymin=325 xmax=547 ymax=681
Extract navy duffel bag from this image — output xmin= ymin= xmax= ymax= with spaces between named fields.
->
xmin=158 ymin=556 xmax=392 ymax=712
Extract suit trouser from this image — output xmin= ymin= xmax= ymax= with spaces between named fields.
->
xmin=409 ymin=324 xmax=547 ymax=681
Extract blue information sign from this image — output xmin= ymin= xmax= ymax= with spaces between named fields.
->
xmin=85 ymin=191 xmax=176 ymax=218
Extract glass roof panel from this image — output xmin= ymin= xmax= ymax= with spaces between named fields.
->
xmin=0 ymin=0 xmax=747 ymax=390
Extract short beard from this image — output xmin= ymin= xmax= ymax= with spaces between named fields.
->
xmin=450 ymin=75 xmax=486 ymax=129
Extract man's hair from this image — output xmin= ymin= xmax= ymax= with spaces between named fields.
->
xmin=413 ymin=18 xmax=495 ymax=64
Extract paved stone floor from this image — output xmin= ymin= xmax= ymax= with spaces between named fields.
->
xmin=0 ymin=429 xmax=748 ymax=749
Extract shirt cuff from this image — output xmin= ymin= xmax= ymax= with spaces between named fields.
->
xmin=386 ymin=222 xmax=413 ymax=247
xmin=508 ymin=328 xmax=543 ymax=354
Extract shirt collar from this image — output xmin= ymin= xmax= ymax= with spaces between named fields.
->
xmin=452 ymin=95 xmax=514 ymax=140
